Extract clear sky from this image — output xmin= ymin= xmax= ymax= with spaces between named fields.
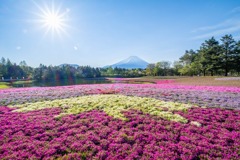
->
xmin=0 ymin=0 xmax=240 ymax=67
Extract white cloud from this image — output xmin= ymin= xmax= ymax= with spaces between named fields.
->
xmin=16 ymin=46 xmax=21 ymax=50
xmin=74 ymin=46 xmax=78 ymax=50
xmin=74 ymin=43 xmax=80 ymax=51
xmin=193 ymin=23 xmax=240 ymax=40
xmin=192 ymin=18 xmax=240 ymax=40
xmin=192 ymin=6 xmax=240 ymax=40
xmin=191 ymin=19 xmax=234 ymax=33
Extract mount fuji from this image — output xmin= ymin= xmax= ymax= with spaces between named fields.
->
xmin=105 ymin=56 xmax=149 ymax=69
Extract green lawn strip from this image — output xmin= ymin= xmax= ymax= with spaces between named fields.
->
xmin=0 ymin=82 xmax=10 ymax=89
xmin=12 ymin=80 xmax=33 ymax=84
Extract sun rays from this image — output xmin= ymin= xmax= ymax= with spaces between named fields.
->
xmin=32 ymin=0 xmax=70 ymax=39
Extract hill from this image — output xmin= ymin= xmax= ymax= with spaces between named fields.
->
xmin=59 ymin=64 xmax=79 ymax=68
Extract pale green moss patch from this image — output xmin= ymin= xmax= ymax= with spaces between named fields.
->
xmin=11 ymin=94 xmax=193 ymax=123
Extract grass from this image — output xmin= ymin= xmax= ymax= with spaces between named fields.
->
xmin=12 ymin=80 xmax=33 ymax=85
xmin=108 ymin=76 xmax=177 ymax=84
xmin=0 ymin=82 xmax=10 ymax=89
xmin=108 ymin=76 xmax=240 ymax=87
xmin=174 ymin=76 xmax=240 ymax=87
xmin=0 ymin=80 xmax=33 ymax=89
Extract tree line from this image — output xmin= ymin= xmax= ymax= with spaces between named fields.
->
xmin=0 ymin=58 xmax=33 ymax=80
xmin=100 ymin=67 xmax=145 ymax=77
xmin=0 ymin=58 xmax=145 ymax=81
xmin=146 ymin=34 xmax=240 ymax=76
xmin=0 ymin=59 xmax=103 ymax=81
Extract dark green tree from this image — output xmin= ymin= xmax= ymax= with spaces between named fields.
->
xmin=220 ymin=34 xmax=236 ymax=76
xmin=199 ymin=37 xmax=221 ymax=76
xmin=234 ymin=40 xmax=240 ymax=75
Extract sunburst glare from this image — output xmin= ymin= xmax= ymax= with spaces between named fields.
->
xmin=33 ymin=1 xmax=70 ymax=39
xmin=44 ymin=12 xmax=62 ymax=30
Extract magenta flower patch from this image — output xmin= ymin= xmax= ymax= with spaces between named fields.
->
xmin=0 ymin=83 xmax=239 ymax=159
xmin=0 ymin=107 xmax=239 ymax=159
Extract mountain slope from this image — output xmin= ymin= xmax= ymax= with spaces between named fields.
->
xmin=59 ymin=64 xmax=79 ymax=68
xmin=105 ymin=56 xmax=149 ymax=69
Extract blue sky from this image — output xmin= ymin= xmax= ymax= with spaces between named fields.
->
xmin=0 ymin=0 xmax=240 ymax=67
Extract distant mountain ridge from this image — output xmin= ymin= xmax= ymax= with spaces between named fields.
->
xmin=59 ymin=64 xmax=79 ymax=68
xmin=105 ymin=56 xmax=149 ymax=69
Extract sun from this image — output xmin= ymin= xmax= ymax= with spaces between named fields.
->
xmin=33 ymin=1 xmax=69 ymax=38
xmin=43 ymin=12 xmax=62 ymax=30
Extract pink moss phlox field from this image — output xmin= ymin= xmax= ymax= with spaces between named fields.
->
xmin=1 ymin=84 xmax=239 ymax=109
xmin=119 ymin=86 xmax=240 ymax=109
xmin=0 ymin=107 xmax=239 ymax=159
xmin=154 ymin=83 xmax=240 ymax=93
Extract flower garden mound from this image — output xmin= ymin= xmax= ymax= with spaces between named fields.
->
xmin=11 ymin=94 xmax=193 ymax=123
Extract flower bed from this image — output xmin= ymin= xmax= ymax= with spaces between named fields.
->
xmin=118 ymin=85 xmax=240 ymax=109
xmin=0 ymin=107 xmax=239 ymax=159
xmin=0 ymin=83 xmax=239 ymax=159
xmin=0 ymin=84 xmax=239 ymax=109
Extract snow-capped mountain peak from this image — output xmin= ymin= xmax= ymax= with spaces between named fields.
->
xmin=105 ymin=56 xmax=149 ymax=69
